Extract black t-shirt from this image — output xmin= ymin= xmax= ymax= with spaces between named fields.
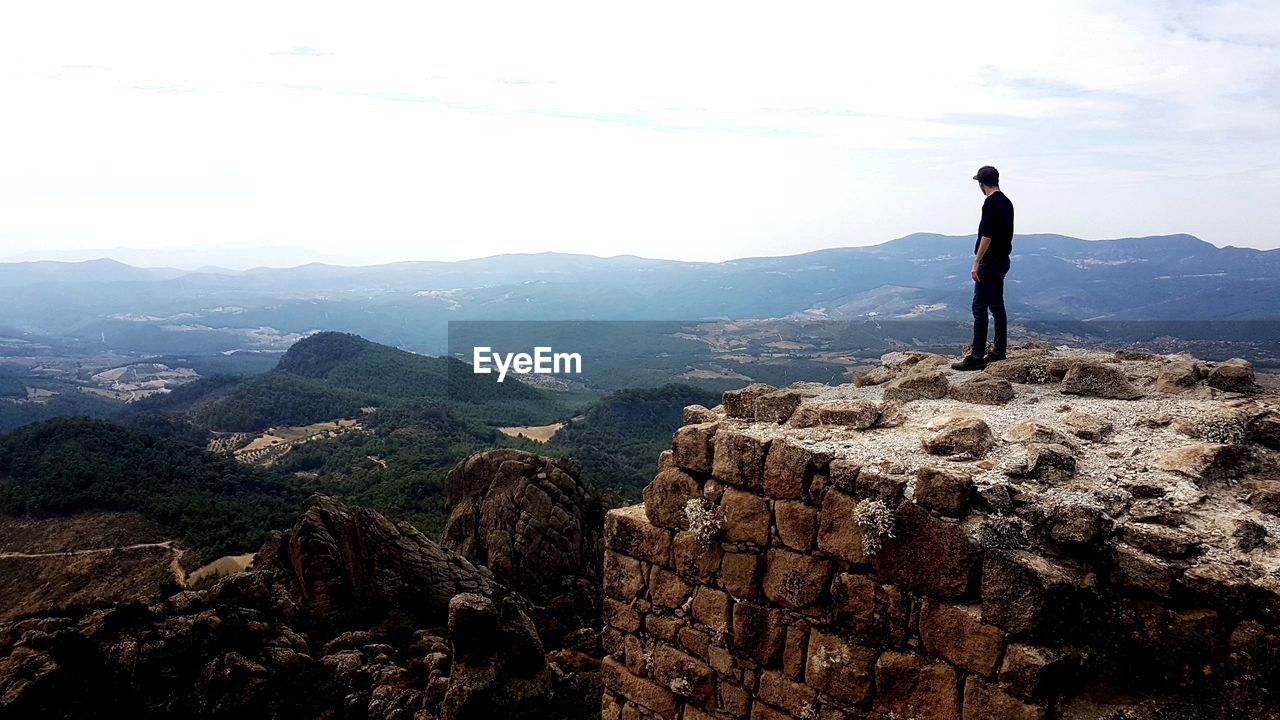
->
xmin=976 ymin=190 xmax=1014 ymax=260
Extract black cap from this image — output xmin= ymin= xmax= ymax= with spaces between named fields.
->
xmin=973 ymin=165 xmax=999 ymax=186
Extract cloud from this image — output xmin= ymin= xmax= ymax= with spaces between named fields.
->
xmin=0 ymin=0 xmax=1277 ymax=262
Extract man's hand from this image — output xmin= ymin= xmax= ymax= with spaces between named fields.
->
xmin=972 ymin=235 xmax=993 ymax=282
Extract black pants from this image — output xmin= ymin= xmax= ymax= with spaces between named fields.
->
xmin=971 ymin=256 xmax=1009 ymax=358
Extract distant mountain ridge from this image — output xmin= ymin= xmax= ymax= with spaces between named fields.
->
xmin=1 ymin=233 xmax=1276 ymax=355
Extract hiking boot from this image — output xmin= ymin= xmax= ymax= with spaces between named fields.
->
xmin=985 ymin=351 xmax=1007 ymax=363
xmin=950 ymin=355 xmax=987 ymax=371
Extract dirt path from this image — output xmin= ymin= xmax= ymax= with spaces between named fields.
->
xmin=0 ymin=539 xmax=197 ymax=586
xmin=0 ymin=539 xmax=179 ymax=560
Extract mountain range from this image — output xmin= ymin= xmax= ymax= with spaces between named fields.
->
xmin=0 ymin=233 xmax=1277 ymax=356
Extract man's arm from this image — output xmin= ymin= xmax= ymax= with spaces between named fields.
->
xmin=972 ymin=236 xmax=991 ymax=282
xmin=972 ymin=197 xmax=993 ymax=281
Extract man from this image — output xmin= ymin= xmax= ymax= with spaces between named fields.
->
xmin=952 ymin=165 xmax=1013 ymax=371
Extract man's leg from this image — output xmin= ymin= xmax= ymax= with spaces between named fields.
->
xmin=970 ymin=271 xmax=991 ymax=359
xmin=990 ymin=259 xmax=1008 ymax=356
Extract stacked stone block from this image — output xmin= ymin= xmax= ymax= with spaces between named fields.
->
xmin=601 ymin=364 xmax=1280 ymax=720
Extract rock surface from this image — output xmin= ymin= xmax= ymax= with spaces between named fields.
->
xmin=604 ymin=345 xmax=1280 ymax=720
xmin=0 ymin=494 xmax=591 ymax=720
xmin=444 ymin=449 xmax=603 ymax=604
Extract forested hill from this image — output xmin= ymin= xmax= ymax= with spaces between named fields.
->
xmin=547 ymin=383 xmax=720 ymax=496
xmin=0 ymin=417 xmax=304 ymax=557
xmin=133 ymin=332 xmax=569 ymax=432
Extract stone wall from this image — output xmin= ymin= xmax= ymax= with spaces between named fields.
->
xmin=600 ymin=346 xmax=1280 ymax=720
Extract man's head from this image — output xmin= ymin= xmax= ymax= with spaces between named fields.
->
xmin=973 ymin=165 xmax=999 ymax=195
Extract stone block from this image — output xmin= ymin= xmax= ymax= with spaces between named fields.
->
xmin=873 ymin=501 xmax=980 ymax=599
xmin=673 ymin=422 xmax=718 ymax=475
xmin=732 ymin=601 xmax=786 ymax=666
xmin=712 ymin=430 xmax=770 ymax=489
xmin=962 ymin=678 xmax=1047 ymax=720
xmin=763 ymin=439 xmax=824 ymax=499
xmin=919 ymin=600 xmax=1006 ymax=677
xmin=830 ymin=572 xmax=907 ymax=646
xmin=882 ymin=370 xmax=951 ymax=403
xmin=756 ymin=389 xmax=805 ymax=424
xmin=652 ymin=643 xmax=715 ymax=708
xmin=604 ymin=597 xmax=642 ymax=632
xmin=854 ymin=465 xmax=908 ymax=504
xmin=762 ymin=548 xmax=833 ymax=609
xmin=757 ymin=670 xmax=818 ymax=717
xmin=775 ymin=500 xmax=818 ymax=550
xmin=1110 ymin=543 xmax=1177 ymax=597
xmin=602 ymin=656 xmax=679 ymax=719
xmin=981 ymin=550 xmax=1082 ymax=636
xmin=804 ymin=628 xmax=876 ymax=705
xmin=691 ymin=586 xmax=731 ymax=630
xmin=914 ymin=466 xmax=975 ymax=517
xmin=998 ymin=644 xmax=1070 ymax=700
xmin=649 ymin=566 xmax=693 ymax=609
xmin=673 ymin=531 xmax=723 ymax=581
xmin=816 ymin=399 xmax=880 ymax=428
xmin=950 ymin=375 xmax=1016 ymax=405
xmin=607 ymin=506 xmax=673 ymax=566
xmin=923 ymin=415 xmax=995 ymax=457
xmin=783 ymin=621 xmax=809 ymax=679
xmin=683 ymin=404 xmax=718 ymax=425
xmin=817 ymin=489 xmax=870 ymax=565
xmin=723 ymin=383 xmax=776 ymax=418
xmin=644 ymin=467 xmax=700 ymax=530
xmin=719 ymin=551 xmax=761 ymax=599
xmin=721 ymin=486 xmax=771 ymax=545
xmin=604 ymin=550 xmax=646 ymax=600
xmin=874 ymin=651 xmax=959 ymax=720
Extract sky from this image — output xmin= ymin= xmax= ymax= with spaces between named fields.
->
xmin=1 ymin=1 xmax=1278 ymax=267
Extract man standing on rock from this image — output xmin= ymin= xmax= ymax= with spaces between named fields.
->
xmin=953 ymin=165 xmax=1014 ymax=371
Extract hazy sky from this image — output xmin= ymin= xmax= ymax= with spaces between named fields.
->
xmin=1 ymin=1 xmax=1278 ymax=266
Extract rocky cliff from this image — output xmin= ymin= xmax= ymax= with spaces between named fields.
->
xmin=601 ymin=346 xmax=1280 ymax=720
xmin=0 ymin=490 xmax=600 ymax=719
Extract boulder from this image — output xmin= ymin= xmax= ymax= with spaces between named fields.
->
xmin=950 ymin=375 xmax=1016 ymax=405
xmin=1060 ymin=411 xmax=1112 ymax=441
xmin=1155 ymin=361 xmax=1203 ymax=394
xmin=985 ymin=358 xmax=1071 ymax=385
xmin=1153 ymin=443 xmax=1248 ymax=484
xmin=268 ymin=495 xmax=500 ymax=626
xmin=443 ymin=593 xmax=551 ymax=720
xmin=882 ymin=370 xmax=951 ymax=403
xmin=1207 ymin=358 xmax=1255 ymax=392
xmin=923 ymin=415 xmax=995 ymax=458
xmin=1060 ymin=361 xmax=1142 ymax=400
xmin=1005 ymin=444 xmax=1076 ymax=483
xmin=443 ymin=450 xmax=603 ymax=602
xmin=1001 ymin=420 xmax=1077 ymax=449
xmin=816 ymin=399 xmax=879 ymax=428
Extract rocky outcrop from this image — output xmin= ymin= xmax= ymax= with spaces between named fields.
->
xmin=602 ymin=345 xmax=1280 ymax=720
xmin=443 ymin=449 xmax=603 ymax=604
xmin=259 ymin=495 xmax=499 ymax=627
xmin=0 ymin=495 xmax=569 ymax=720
